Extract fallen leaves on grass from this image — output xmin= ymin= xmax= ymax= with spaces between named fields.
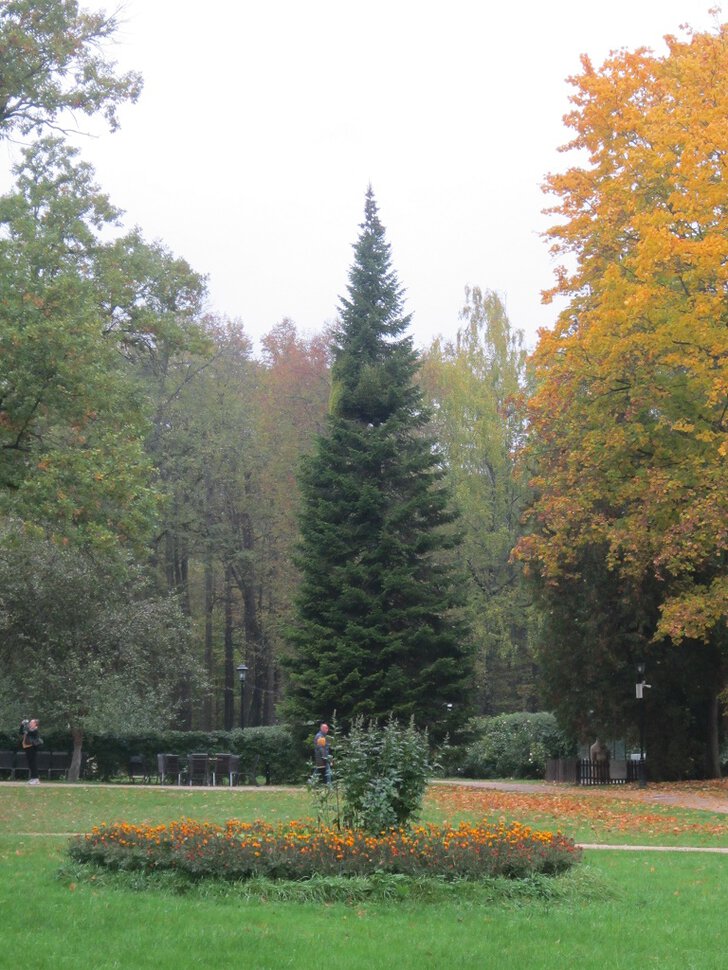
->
xmin=427 ymin=785 xmax=728 ymax=838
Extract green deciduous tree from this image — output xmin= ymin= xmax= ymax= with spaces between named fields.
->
xmin=0 ymin=138 xmax=208 ymax=549
xmin=284 ymin=189 xmax=473 ymax=739
xmin=420 ymin=288 xmax=538 ymax=714
xmin=154 ymin=319 xmax=263 ymax=730
xmin=0 ymin=0 xmax=142 ymax=138
xmin=142 ymin=317 xmax=329 ymax=731
xmin=0 ymin=522 xmax=198 ymax=780
xmin=0 ymin=138 xmax=157 ymax=547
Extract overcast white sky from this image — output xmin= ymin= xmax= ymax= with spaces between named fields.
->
xmin=5 ymin=1 xmax=721 ymax=352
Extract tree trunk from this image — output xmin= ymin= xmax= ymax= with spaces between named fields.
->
xmin=224 ymin=565 xmax=235 ymax=730
xmin=68 ymin=727 xmax=84 ymax=783
xmin=264 ymin=636 xmax=277 ymax=725
xmin=166 ymin=531 xmax=192 ymax=729
xmin=231 ymin=500 xmax=266 ymax=727
xmin=708 ymin=692 xmax=722 ymax=779
xmin=203 ymin=557 xmax=214 ymax=730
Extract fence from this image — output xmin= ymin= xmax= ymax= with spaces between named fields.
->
xmin=546 ymin=758 xmax=642 ymax=785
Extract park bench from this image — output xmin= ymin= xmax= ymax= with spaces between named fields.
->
xmin=127 ymin=754 xmax=151 ymax=783
xmin=187 ymin=752 xmax=211 ymax=786
xmin=0 ymin=750 xmax=15 ymax=779
xmin=210 ymin=753 xmax=240 ymax=786
xmin=49 ymin=752 xmax=71 ymax=779
xmin=157 ymin=752 xmax=186 ymax=785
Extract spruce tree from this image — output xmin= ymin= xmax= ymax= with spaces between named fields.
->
xmin=283 ymin=188 xmax=473 ymax=737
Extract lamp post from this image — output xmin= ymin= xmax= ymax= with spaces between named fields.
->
xmin=236 ymin=663 xmax=248 ymax=730
xmin=635 ymin=661 xmax=650 ymax=789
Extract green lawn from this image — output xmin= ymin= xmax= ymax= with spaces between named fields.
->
xmin=1 ymin=783 xmax=726 ymax=969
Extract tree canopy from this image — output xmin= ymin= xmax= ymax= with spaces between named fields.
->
xmin=0 ymin=521 xmax=197 ymax=779
xmin=518 ymin=24 xmax=728 ymax=646
xmin=0 ymin=0 xmax=142 ymax=138
xmin=516 ymin=24 xmax=728 ymax=775
xmin=420 ymin=288 xmax=538 ymax=714
xmin=0 ymin=137 xmax=207 ymax=549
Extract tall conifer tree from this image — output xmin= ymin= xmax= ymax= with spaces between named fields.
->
xmin=284 ymin=189 xmax=472 ymax=736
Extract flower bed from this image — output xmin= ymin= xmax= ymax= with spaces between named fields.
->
xmin=69 ymin=817 xmax=581 ymax=881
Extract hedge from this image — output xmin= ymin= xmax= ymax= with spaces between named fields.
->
xmin=461 ymin=712 xmax=574 ymax=780
xmin=0 ymin=726 xmax=305 ymax=784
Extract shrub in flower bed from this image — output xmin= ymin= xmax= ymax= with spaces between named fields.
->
xmin=68 ymin=817 xmax=581 ymax=881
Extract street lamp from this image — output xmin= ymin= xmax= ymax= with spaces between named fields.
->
xmin=635 ymin=661 xmax=650 ymax=788
xmin=236 ymin=663 xmax=248 ymax=730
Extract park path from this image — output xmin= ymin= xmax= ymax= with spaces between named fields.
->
xmin=432 ymin=777 xmax=728 ymax=815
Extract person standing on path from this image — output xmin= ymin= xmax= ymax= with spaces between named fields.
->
xmin=20 ymin=718 xmax=42 ymax=785
xmin=313 ymin=722 xmax=332 ymax=784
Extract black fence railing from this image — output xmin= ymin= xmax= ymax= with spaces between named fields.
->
xmin=546 ymin=758 xmax=642 ymax=785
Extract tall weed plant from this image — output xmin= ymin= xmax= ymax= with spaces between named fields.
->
xmin=334 ymin=715 xmax=430 ymax=831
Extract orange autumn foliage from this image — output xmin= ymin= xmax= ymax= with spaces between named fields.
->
xmin=517 ymin=21 xmax=728 ymax=645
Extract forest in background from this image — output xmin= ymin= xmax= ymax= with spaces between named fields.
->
xmin=0 ymin=2 xmax=725 ymax=779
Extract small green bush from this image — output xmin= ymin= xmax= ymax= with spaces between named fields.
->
xmin=462 ymin=712 xmax=573 ymax=779
xmin=333 ymin=715 xmax=430 ymax=832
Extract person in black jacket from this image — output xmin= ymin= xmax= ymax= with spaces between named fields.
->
xmin=20 ymin=718 xmax=42 ymax=785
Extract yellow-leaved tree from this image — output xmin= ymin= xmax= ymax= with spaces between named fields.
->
xmin=517 ymin=21 xmax=728 ymax=776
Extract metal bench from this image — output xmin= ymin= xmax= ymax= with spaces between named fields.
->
xmin=0 ymin=750 xmax=15 ymax=779
xmin=157 ymin=753 xmax=185 ymax=785
xmin=187 ymin=753 xmax=210 ymax=786
xmin=49 ymin=752 xmax=71 ymax=779
xmin=211 ymin=753 xmax=240 ymax=786
xmin=127 ymin=755 xmax=151 ymax=783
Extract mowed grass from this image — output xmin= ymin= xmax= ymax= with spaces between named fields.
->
xmin=1 ymin=782 xmax=727 ymax=970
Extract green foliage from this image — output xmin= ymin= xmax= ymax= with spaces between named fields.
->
xmin=334 ymin=716 xmax=430 ymax=831
xmin=0 ymin=522 xmax=199 ymax=762
xmin=60 ymin=864 xmax=605 ymax=905
xmin=285 ymin=189 xmax=473 ymax=736
xmin=420 ymin=289 xmax=540 ymax=716
xmin=0 ymin=137 xmax=207 ymax=549
xmin=0 ymin=0 xmax=142 ymax=138
xmin=462 ymin=713 xmax=573 ymax=779
xmin=532 ymin=556 xmax=723 ymax=781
